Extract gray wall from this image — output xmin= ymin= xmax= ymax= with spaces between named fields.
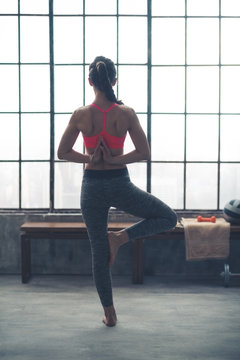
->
xmin=0 ymin=213 xmax=240 ymax=279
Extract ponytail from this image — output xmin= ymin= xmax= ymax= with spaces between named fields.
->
xmin=89 ymin=56 xmax=123 ymax=105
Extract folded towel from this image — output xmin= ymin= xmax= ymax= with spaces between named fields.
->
xmin=182 ymin=218 xmax=230 ymax=261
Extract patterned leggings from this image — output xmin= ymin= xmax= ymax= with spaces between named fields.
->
xmin=80 ymin=168 xmax=177 ymax=307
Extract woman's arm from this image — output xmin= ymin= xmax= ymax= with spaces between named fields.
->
xmin=101 ymin=109 xmax=150 ymax=165
xmin=57 ymin=111 xmax=91 ymax=163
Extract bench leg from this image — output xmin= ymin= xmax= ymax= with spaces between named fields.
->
xmin=21 ymin=234 xmax=31 ymax=283
xmin=132 ymin=238 xmax=144 ymax=284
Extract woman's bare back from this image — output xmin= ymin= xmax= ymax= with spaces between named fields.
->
xmin=74 ymin=104 xmax=133 ymax=170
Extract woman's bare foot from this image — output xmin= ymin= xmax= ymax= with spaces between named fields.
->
xmin=108 ymin=230 xmax=129 ymax=267
xmin=103 ymin=305 xmax=117 ymax=327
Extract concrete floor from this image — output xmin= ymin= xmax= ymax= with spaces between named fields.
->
xmin=0 ymin=275 xmax=240 ymax=360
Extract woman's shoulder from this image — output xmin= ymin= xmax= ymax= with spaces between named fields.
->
xmin=116 ymin=104 xmax=136 ymax=117
xmin=71 ymin=105 xmax=93 ymax=122
xmin=73 ymin=104 xmax=92 ymax=117
xmin=68 ymin=105 xmax=93 ymax=132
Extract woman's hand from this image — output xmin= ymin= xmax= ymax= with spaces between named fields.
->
xmin=90 ymin=139 xmax=103 ymax=164
xmin=100 ymin=137 xmax=115 ymax=164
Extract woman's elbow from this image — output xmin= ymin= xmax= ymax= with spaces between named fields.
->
xmin=57 ymin=149 xmax=65 ymax=160
xmin=143 ymin=148 xmax=151 ymax=161
xmin=138 ymin=149 xmax=150 ymax=161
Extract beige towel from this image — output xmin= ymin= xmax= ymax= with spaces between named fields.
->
xmin=182 ymin=218 xmax=230 ymax=261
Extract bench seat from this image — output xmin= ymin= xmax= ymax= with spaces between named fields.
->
xmin=20 ymin=221 xmax=240 ymax=284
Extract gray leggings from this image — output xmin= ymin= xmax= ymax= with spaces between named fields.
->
xmin=80 ymin=168 xmax=177 ymax=307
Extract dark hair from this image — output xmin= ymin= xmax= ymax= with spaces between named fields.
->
xmin=89 ymin=56 xmax=123 ymax=105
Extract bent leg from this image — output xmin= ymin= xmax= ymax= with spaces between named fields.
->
xmin=112 ymin=180 xmax=177 ymax=241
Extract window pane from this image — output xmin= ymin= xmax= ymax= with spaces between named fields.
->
xmin=187 ymin=67 xmax=219 ymax=113
xmin=0 ymin=114 xmax=19 ymax=160
xmin=20 ymin=17 xmax=49 ymax=63
xmin=20 ymin=0 xmax=48 ymax=14
xmin=119 ymin=17 xmax=147 ymax=63
xmin=152 ymin=19 xmax=185 ymax=65
xmin=85 ymin=67 xmax=95 ymax=105
xmin=85 ymin=17 xmax=116 ymax=63
xmin=222 ymin=0 xmax=240 ymax=16
xmin=21 ymin=65 xmax=50 ymax=112
xmin=21 ymin=114 xmax=50 ymax=160
xmin=152 ymin=115 xmax=184 ymax=161
xmin=221 ymin=115 xmax=240 ymax=161
xmin=152 ymin=163 xmax=184 ymax=209
xmin=55 ymin=66 xmax=83 ymax=112
xmin=85 ymin=0 xmax=116 ymax=14
xmin=55 ymin=162 xmax=83 ymax=209
xmin=186 ymin=164 xmax=218 ymax=209
xmin=119 ymin=0 xmax=147 ymax=15
xmin=54 ymin=0 xmax=83 ymax=14
xmin=125 ymin=114 xmax=147 ymax=154
xmin=128 ymin=163 xmax=147 ymax=192
xmin=187 ymin=0 xmax=219 ymax=16
xmin=54 ymin=17 xmax=83 ymax=64
xmin=220 ymin=164 xmax=240 ymax=209
xmin=0 ymin=17 xmax=18 ymax=62
xmin=0 ymin=0 xmax=17 ymax=13
xmin=0 ymin=163 xmax=19 ymax=208
xmin=0 ymin=65 xmax=18 ymax=112
xmin=152 ymin=0 xmax=185 ymax=16
xmin=22 ymin=162 xmax=49 ymax=208
xmin=118 ymin=66 xmax=147 ymax=112
xmin=152 ymin=67 xmax=185 ymax=113
xmin=221 ymin=67 xmax=240 ymax=113
xmin=222 ymin=19 xmax=240 ymax=64
xmin=54 ymin=114 xmax=83 ymax=160
xmin=186 ymin=115 xmax=219 ymax=161
xmin=187 ymin=19 xmax=219 ymax=65
xmin=55 ymin=114 xmax=69 ymax=159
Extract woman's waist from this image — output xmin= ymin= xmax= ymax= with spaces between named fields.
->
xmin=83 ymin=167 xmax=129 ymax=179
xmin=85 ymin=162 xmax=126 ymax=171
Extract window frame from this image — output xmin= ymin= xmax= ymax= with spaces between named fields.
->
xmin=0 ymin=0 xmax=239 ymax=213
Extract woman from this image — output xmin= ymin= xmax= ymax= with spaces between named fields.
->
xmin=57 ymin=56 xmax=177 ymax=327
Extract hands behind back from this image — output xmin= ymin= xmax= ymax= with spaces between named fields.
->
xmin=90 ymin=137 xmax=115 ymax=165
xmin=100 ymin=137 xmax=115 ymax=164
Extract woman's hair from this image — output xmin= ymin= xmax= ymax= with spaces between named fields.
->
xmin=89 ymin=56 xmax=123 ymax=105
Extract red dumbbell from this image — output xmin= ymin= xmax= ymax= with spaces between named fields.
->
xmin=197 ymin=216 xmax=216 ymax=223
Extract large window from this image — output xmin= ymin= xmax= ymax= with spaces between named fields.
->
xmin=0 ymin=0 xmax=240 ymax=211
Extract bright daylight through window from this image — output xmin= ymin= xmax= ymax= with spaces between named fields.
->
xmin=0 ymin=0 xmax=240 ymax=211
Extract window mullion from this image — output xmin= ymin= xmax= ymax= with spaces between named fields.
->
xmin=147 ymin=0 xmax=152 ymax=193
xmin=49 ymin=0 xmax=54 ymax=212
xmin=18 ymin=0 xmax=22 ymax=209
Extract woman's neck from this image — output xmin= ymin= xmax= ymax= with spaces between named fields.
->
xmin=93 ymin=90 xmax=114 ymax=107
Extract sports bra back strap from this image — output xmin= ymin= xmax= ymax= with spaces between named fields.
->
xmin=91 ymin=103 xmax=117 ymax=131
xmin=91 ymin=103 xmax=117 ymax=113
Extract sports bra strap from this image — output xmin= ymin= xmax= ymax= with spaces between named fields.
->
xmin=91 ymin=103 xmax=117 ymax=130
xmin=91 ymin=103 xmax=117 ymax=113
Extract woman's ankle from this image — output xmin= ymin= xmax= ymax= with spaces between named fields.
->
xmin=103 ymin=304 xmax=115 ymax=314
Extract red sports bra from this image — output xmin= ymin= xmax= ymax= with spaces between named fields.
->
xmin=82 ymin=103 xmax=126 ymax=149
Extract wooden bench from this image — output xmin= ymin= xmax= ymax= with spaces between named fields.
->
xmin=20 ymin=222 xmax=146 ymax=284
xmin=20 ymin=221 xmax=240 ymax=285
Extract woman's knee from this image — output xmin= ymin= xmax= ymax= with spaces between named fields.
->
xmin=168 ymin=209 xmax=178 ymax=228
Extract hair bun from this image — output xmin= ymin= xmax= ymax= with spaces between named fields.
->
xmin=96 ymin=61 xmax=105 ymax=69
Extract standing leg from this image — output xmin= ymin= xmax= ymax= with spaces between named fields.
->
xmin=81 ymin=205 xmax=117 ymax=326
xmin=81 ymin=174 xmax=118 ymax=326
xmin=81 ymin=206 xmax=112 ymax=306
